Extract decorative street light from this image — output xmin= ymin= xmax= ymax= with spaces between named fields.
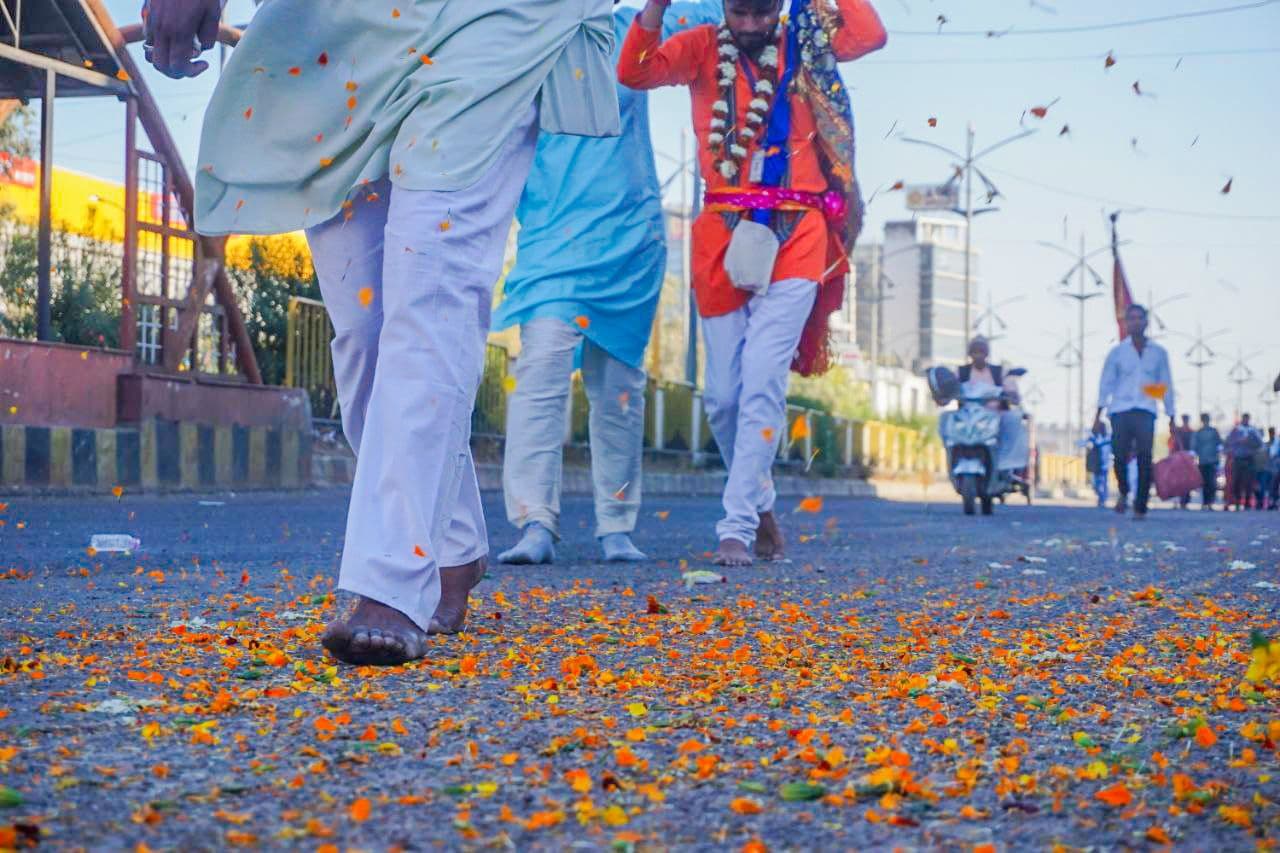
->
xmin=899 ymin=124 xmax=1036 ymax=337
xmin=1037 ymin=234 xmax=1118 ymax=444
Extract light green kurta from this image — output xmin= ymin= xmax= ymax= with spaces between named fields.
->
xmin=195 ymin=0 xmax=621 ymax=237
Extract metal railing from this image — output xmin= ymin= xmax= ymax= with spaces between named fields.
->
xmin=285 ymin=297 xmax=337 ymax=419
xmin=1038 ymin=452 xmax=1088 ymax=489
xmin=282 ymin=298 xmax=1087 ymax=485
xmin=474 ymin=343 xmax=511 ymax=437
xmin=285 ymin=296 xmax=515 ymax=437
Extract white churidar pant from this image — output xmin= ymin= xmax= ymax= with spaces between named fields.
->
xmin=701 ymin=278 xmax=818 ymax=547
xmin=304 ymin=106 xmax=538 ymax=631
xmin=502 ymin=316 xmax=647 ymax=539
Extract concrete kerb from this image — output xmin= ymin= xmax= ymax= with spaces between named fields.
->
xmin=470 ymin=463 xmax=876 ymax=498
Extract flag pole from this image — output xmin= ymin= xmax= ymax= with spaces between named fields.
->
xmin=1109 ymin=210 xmax=1132 ymax=341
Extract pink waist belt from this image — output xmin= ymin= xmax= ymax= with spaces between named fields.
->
xmin=704 ymin=187 xmax=847 ymax=225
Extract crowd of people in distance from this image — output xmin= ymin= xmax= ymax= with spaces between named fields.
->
xmin=1086 ymin=411 xmax=1279 ymax=512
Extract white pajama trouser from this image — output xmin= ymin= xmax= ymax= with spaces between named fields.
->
xmin=502 ymin=316 xmax=647 ymax=539
xmin=304 ymin=105 xmax=538 ymax=632
xmin=997 ymin=410 xmax=1030 ymax=471
xmin=701 ymin=278 xmax=818 ymax=547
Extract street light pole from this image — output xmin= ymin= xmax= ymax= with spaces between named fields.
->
xmin=1039 ymin=234 xmax=1111 ymax=443
xmin=1054 ymin=328 xmax=1081 ymax=445
xmin=1227 ymin=347 xmax=1262 ymax=419
xmin=860 ymin=244 xmax=919 ymax=416
xmin=1260 ymin=387 xmax=1277 ymax=427
xmin=1178 ymin=323 xmax=1228 ymax=417
xmin=1144 ymin=287 xmax=1189 ymax=338
xmin=869 ymin=249 xmax=882 ymax=415
xmin=963 ymin=125 xmax=974 ymax=337
xmin=686 ymin=150 xmax=702 ymax=386
xmin=657 ymin=139 xmax=701 ymax=386
xmin=901 ymin=125 xmax=1035 ymax=343
xmin=1076 ymin=234 xmax=1088 ymax=437
xmin=972 ymin=291 xmax=1025 ymax=343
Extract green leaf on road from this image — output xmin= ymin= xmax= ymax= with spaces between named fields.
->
xmin=779 ymin=782 xmax=826 ymax=802
xmin=737 ymin=781 xmax=767 ymax=794
xmin=855 ymin=782 xmax=894 ymax=798
xmin=0 ymin=786 xmax=24 ymax=807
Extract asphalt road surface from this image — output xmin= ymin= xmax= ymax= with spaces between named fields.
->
xmin=0 ymin=488 xmax=1276 ymax=850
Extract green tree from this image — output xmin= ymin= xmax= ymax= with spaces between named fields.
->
xmin=226 ymin=237 xmax=321 ymax=386
xmin=0 ymin=205 xmax=121 ymax=347
xmin=788 ymin=364 xmax=872 ymax=421
xmin=0 ymin=105 xmax=36 ymax=161
xmin=0 ymin=214 xmax=38 ymax=339
xmin=50 ymin=240 xmax=121 ymax=348
xmin=783 ymin=393 xmax=843 ymax=476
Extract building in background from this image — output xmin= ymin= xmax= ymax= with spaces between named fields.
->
xmin=827 ymin=247 xmax=861 ymax=370
xmin=879 ymin=216 xmax=977 ymax=371
xmin=852 ymin=242 xmax=882 ymax=366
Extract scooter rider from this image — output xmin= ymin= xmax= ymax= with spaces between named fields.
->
xmin=958 ymin=336 xmax=1018 ymax=407
xmin=958 ymin=336 xmax=1028 ymax=473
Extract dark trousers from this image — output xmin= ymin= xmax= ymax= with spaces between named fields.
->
xmin=1111 ymin=410 xmax=1155 ymax=512
xmin=1199 ymin=463 xmax=1217 ymax=507
xmin=1231 ymin=459 xmax=1255 ymax=508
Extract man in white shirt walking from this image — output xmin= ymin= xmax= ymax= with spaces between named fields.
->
xmin=1093 ymin=304 xmax=1176 ymax=519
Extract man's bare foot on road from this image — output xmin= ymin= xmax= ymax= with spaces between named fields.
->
xmin=428 ymin=557 xmax=487 ymax=635
xmin=754 ymin=511 xmax=786 ymax=561
xmin=714 ymin=538 xmax=753 ymax=567
xmin=322 ymin=596 xmax=428 ymax=666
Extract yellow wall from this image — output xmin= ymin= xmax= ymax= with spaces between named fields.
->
xmin=0 ymin=162 xmax=129 ymax=242
xmin=0 ymin=160 xmax=310 ymax=277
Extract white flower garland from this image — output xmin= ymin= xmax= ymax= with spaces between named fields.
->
xmin=710 ymin=28 xmax=780 ymax=181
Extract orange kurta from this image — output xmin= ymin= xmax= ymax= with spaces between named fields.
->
xmin=618 ymin=0 xmax=886 ymax=317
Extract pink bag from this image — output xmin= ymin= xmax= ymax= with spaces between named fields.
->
xmin=1154 ymin=450 xmax=1201 ymax=500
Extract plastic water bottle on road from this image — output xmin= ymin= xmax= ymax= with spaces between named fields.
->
xmin=88 ymin=534 xmax=141 ymax=553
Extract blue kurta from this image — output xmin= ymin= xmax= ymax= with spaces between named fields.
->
xmin=493 ymin=2 xmax=722 ymax=369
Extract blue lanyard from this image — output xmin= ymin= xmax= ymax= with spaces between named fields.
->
xmin=750 ymin=0 xmax=804 ymax=221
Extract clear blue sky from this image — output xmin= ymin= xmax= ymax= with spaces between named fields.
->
xmin=71 ymin=0 xmax=1280 ymax=429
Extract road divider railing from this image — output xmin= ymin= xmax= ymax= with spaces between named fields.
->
xmin=283 ymin=302 xmax=1087 ymax=485
xmin=1038 ymin=452 xmax=1089 ymax=491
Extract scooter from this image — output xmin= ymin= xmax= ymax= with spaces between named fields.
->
xmin=935 ymin=373 xmax=1031 ymax=516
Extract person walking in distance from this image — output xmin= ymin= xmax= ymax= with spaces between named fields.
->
xmin=143 ymin=0 xmax=621 ymax=663
xmin=1081 ymin=420 xmax=1113 ymax=509
xmin=1191 ymin=413 xmax=1223 ymax=510
xmin=1094 ymin=304 xmax=1176 ymax=519
xmin=1256 ymin=426 xmax=1278 ymax=509
xmin=618 ymin=0 xmax=887 ymax=565
xmin=1173 ymin=414 xmax=1195 ymax=508
xmin=1225 ymin=413 xmax=1263 ymax=511
xmin=1265 ymin=426 xmax=1280 ymax=510
xmin=494 ymin=0 xmax=723 ymax=567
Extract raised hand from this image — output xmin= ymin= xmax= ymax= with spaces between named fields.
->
xmin=142 ymin=0 xmax=224 ymax=79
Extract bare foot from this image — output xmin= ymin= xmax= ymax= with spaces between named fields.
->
xmin=428 ymin=557 xmax=487 ymax=635
xmin=754 ymin=511 xmax=786 ymax=561
xmin=713 ymin=538 xmax=753 ymax=567
xmin=321 ymin=596 xmax=428 ymax=666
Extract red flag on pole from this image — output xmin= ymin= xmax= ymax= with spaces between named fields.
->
xmin=1111 ymin=213 xmax=1134 ymax=339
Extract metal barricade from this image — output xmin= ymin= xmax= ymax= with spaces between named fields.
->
xmin=282 ymin=294 xmax=955 ymax=476
xmin=473 ymin=344 xmax=511 ymax=438
xmin=284 ymin=296 xmax=337 ymax=419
